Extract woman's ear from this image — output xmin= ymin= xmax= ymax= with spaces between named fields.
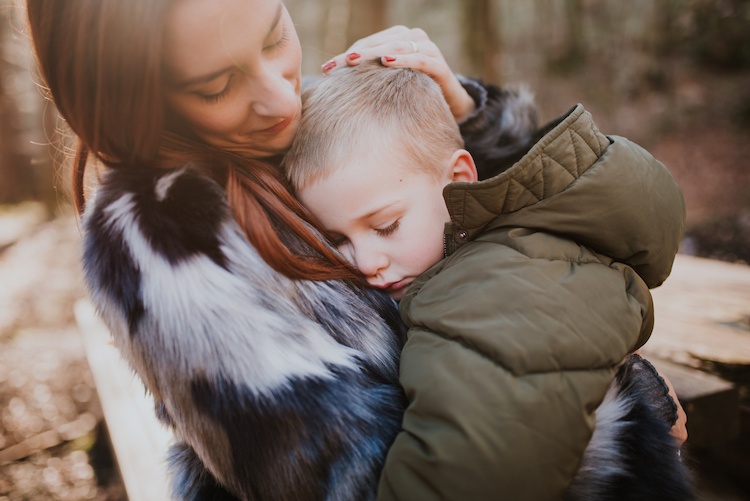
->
xmin=449 ymin=149 xmax=478 ymax=183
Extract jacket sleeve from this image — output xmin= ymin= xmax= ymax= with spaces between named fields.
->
xmin=378 ymin=234 xmax=648 ymax=500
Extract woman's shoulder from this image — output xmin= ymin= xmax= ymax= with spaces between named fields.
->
xmin=93 ymin=164 xmax=226 ymax=210
xmin=83 ymin=164 xmax=231 ymax=271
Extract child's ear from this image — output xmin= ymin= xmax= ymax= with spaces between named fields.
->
xmin=449 ymin=149 xmax=478 ymax=183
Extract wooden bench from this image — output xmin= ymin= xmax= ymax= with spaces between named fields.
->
xmin=75 ymin=300 xmax=173 ymax=501
xmin=75 ymin=255 xmax=750 ymax=498
xmin=642 ymin=255 xmax=750 ymax=447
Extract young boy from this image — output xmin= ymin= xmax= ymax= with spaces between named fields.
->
xmin=283 ymin=61 xmax=691 ymax=500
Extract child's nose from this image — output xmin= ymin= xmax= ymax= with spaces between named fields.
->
xmin=354 ymin=247 xmax=388 ymax=278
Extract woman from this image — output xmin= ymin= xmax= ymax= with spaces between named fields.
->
xmin=26 ymin=1 xmax=686 ymax=499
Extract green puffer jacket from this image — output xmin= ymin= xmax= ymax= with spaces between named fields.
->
xmin=377 ymin=104 xmax=686 ymax=500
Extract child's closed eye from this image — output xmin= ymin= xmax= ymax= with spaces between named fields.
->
xmin=375 ymin=220 xmax=400 ymax=237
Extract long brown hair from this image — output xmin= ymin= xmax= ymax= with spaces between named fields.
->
xmin=26 ymin=0 xmax=361 ymax=282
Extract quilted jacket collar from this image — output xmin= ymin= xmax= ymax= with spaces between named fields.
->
xmin=443 ymin=104 xmax=611 ymax=256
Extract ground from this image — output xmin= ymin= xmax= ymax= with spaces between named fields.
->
xmin=0 ymin=207 xmax=124 ymax=500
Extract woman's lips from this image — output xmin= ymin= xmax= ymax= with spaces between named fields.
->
xmin=259 ymin=118 xmax=291 ymax=135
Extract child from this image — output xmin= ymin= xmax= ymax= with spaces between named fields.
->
xmin=284 ymin=61 xmax=693 ymax=500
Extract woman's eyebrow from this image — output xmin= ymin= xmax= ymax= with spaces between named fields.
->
xmin=173 ymin=4 xmax=283 ymax=90
xmin=174 ymin=67 xmax=232 ymax=90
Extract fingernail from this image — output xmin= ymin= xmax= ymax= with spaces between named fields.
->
xmin=346 ymin=52 xmax=361 ymax=61
xmin=322 ymin=61 xmax=337 ymax=73
xmin=382 ymin=56 xmax=396 ymax=63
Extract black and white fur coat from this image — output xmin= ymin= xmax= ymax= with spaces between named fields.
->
xmin=81 ymin=83 xmax=693 ymax=500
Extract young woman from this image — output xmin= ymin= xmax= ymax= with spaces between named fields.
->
xmin=26 ymin=1 xmax=686 ymax=499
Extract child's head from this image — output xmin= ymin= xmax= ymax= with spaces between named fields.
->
xmin=284 ymin=61 xmax=477 ymax=298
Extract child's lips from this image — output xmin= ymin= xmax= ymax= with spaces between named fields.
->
xmin=380 ymin=279 xmax=410 ymax=294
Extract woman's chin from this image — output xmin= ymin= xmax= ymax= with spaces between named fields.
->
xmin=239 ymin=120 xmax=300 ymax=158
xmin=221 ymin=135 xmax=294 ymax=159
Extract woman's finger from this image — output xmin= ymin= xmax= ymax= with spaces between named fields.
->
xmin=349 ymin=39 xmax=437 ymax=64
xmin=377 ymin=53 xmax=444 ymax=79
xmin=320 ymin=26 xmax=476 ymax=122
xmin=323 ymin=41 xmax=428 ymax=73
xmin=346 ymin=25 xmax=412 ymax=51
xmin=348 ymin=26 xmax=428 ymax=53
xmin=322 ymin=26 xmax=429 ymax=73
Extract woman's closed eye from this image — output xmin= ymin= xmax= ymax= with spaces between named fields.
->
xmin=375 ymin=220 xmax=400 ymax=237
xmin=264 ymin=25 xmax=290 ymax=53
xmin=198 ymin=74 xmax=235 ymax=104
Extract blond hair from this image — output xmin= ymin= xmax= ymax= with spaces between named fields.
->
xmin=284 ymin=60 xmax=463 ymax=191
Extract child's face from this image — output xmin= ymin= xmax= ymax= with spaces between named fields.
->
xmin=299 ymin=143 xmax=476 ymax=300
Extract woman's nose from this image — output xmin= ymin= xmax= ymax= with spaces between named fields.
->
xmin=247 ymin=68 xmax=298 ymax=118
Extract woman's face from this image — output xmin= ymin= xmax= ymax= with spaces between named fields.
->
xmin=163 ymin=0 xmax=302 ymax=158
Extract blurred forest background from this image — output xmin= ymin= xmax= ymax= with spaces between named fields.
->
xmin=0 ymin=0 xmax=748 ymax=255
xmin=0 ymin=0 xmax=749 ymax=500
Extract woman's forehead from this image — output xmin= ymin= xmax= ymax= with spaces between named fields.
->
xmin=163 ymin=0 xmax=282 ymax=83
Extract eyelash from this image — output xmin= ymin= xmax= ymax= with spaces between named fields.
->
xmin=201 ymin=74 xmax=234 ymax=104
xmin=375 ymin=220 xmax=400 ymax=237
xmin=265 ymin=25 xmax=290 ymax=53
xmin=329 ymin=220 xmax=399 ymax=247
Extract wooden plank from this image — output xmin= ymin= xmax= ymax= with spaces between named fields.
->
xmin=74 ymin=300 xmax=173 ymax=501
xmin=643 ymin=255 xmax=750 ymax=366
xmin=648 ymin=357 xmax=740 ymax=447
xmin=640 ymin=256 xmax=749 ymax=447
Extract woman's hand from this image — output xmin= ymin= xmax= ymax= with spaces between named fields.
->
xmin=633 ymin=350 xmax=688 ymax=446
xmin=322 ymin=26 xmax=477 ymax=122
xmin=663 ymin=374 xmax=689 ymax=446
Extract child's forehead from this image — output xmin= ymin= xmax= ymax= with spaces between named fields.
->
xmin=335 ymin=149 xmax=428 ymax=187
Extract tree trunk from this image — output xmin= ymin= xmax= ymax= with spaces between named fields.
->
xmin=463 ymin=0 xmax=503 ymax=84
xmin=347 ymin=0 xmax=389 ymax=48
xmin=322 ymin=0 xmax=351 ymax=57
xmin=0 ymin=10 xmax=34 ymax=204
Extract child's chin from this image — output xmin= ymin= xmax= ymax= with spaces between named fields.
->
xmin=387 ymin=286 xmax=408 ymax=301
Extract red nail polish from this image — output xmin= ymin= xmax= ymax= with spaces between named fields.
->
xmin=346 ymin=52 xmax=361 ymax=61
xmin=383 ymin=56 xmax=396 ymax=63
xmin=322 ymin=61 xmax=337 ymax=72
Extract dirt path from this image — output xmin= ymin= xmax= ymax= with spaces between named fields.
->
xmin=0 ymin=206 xmax=125 ymax=501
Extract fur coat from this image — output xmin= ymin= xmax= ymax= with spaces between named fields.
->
xmin=81 ymin=83 xmax=693 ymax=500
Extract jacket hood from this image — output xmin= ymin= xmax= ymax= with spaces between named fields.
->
xmin=443 ymin=104 xmax=686 ymax=287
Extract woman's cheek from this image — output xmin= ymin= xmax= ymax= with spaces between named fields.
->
xmin=198 ymin=104 xmax=245 ymax=136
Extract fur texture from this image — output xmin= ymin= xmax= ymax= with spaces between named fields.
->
xmin=83 ymin=166 xmax=406 ymax=500
xmin=568 ymin=355 xmax=694 ymax=500
xmin=459 ymin=82 xmax=539 ymax=179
